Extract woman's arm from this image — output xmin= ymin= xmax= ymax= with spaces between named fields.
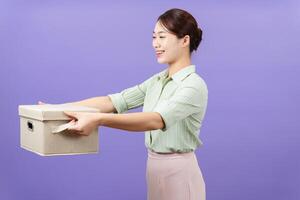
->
xmin=64 ymin=111 xmax=165 ymax=135
xmin=98 ymin=112 xmax=164 ymax=132
xmin=64 ymin=96 xmax=117 ymax=113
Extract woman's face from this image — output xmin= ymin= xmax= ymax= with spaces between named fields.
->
xmin=152 ymin=21 xmax=184 ymax=64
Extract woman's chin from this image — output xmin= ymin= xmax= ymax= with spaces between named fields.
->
xmin=157 ymin=58 xmax=167 ymax=64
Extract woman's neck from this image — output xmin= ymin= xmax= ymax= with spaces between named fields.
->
xmin=167 ymin=56 xmax=191 ymax=78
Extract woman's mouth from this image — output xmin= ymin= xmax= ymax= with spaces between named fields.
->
xmin=156 ymin=50 xmax=165 ymax=57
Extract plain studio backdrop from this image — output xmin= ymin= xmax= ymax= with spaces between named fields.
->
xmin=0 ymin=0 xmax=299 ymax=199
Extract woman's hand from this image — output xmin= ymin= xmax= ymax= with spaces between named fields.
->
xmin=63 ymin=111 xmax=101 ymax=136
xmin=38 ymin=101 xmax=48 ymax=105
xmin=38 ymin=101 xmax=100 ymax=135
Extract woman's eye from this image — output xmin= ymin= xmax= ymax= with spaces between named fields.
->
xmin=152 ymin=36 xmax=165 ymax=39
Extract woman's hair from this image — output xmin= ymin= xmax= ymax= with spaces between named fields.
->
xmin=157 ymin=8 xmax=202 ymax=53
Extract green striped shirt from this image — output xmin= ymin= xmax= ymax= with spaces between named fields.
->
xmin=108 ymin=65 xmax=208 ymax=153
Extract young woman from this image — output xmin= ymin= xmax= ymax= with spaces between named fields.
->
xmin=41 ymin=8 xmax=208 ymax=200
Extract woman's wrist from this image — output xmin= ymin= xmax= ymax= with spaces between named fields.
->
xmin=96 ymin=112 xmax=105 ymax=126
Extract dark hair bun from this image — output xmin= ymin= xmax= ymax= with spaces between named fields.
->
xmin=191 ymin=27 xmax=202 ymax=52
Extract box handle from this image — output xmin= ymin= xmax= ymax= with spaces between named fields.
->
xmin=52 ymin=122 xmax=72 ymax=134
xmin=27 ymin=121 xmax=34 ymax=132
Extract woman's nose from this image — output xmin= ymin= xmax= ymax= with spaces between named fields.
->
xmin=153 ymin=40 xmax=160 ymax=49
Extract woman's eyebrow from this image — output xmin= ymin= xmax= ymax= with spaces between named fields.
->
xmin=153 ymin=31 xmax=166 ymax=34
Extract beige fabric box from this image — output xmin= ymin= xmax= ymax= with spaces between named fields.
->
xmin=18 ymin=104 xmax=100 ymax=156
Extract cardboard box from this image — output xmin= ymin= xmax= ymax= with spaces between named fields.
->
xmin=18 ymin=104 xmax=100 ymax=156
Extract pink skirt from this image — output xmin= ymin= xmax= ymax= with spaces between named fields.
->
xmin=146 ymin=149 xmax=206 ymax=200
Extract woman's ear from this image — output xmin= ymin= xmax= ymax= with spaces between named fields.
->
xmin=181 ymin=35 xmax=190 ymax=48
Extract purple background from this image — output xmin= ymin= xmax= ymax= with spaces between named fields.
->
xmin=1 ymin=0 xmax=299 ymax=199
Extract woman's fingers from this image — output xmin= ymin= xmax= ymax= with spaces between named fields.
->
xmin=64 ymin=111 xmax=78 ymax=120
xmin=38 ymin=101 xmax=52 ymax=105
xmin=67 ymin=119 xmax=84 ymax=133
xmin=67 ymin=120 xmax=78 ymax=130
xmin=38 ymin=101 xmax=46 ymax=105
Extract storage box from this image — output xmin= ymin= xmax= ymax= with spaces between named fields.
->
xmin=18 ymin=104 xmax=100 ymax=156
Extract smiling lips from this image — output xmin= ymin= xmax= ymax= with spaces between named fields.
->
xmin=156 ymin=50 xmax=165 ymax=57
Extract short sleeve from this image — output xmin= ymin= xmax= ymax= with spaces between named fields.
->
xmin=153 ymin=84 xmax=208 ymax=131
xmin=107 ymin=74 xmax=156 ymax=114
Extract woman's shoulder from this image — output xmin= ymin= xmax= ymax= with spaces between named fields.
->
xmin=182 ymin=72 xmax=208 ymax=91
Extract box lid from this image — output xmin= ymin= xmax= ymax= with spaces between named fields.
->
xmin=18 ymin=104 xmax=100 ymax=121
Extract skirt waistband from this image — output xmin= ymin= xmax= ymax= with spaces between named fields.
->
xmin=147 ymin=149 xmax=195 ymax=159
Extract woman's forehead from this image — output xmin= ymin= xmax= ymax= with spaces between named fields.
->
xmin=153 ymin=21 xmax=169 ymax=34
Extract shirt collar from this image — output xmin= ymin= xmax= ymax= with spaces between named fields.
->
xmin=157 ymin=65 xmax=196 ymax=84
